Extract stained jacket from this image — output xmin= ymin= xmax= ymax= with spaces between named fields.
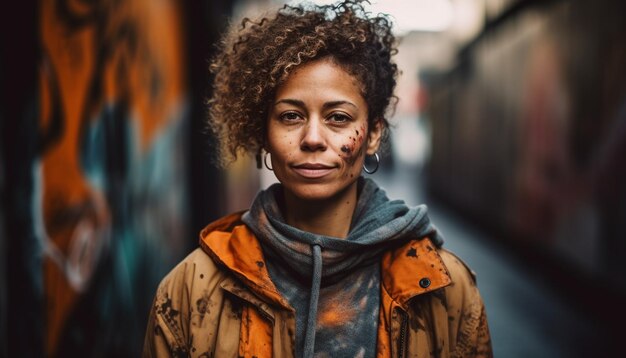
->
xmin=143 ymin=212 xmax=492 ymax=358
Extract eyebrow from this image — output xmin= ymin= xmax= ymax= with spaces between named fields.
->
xmin=274 ymin=98 xmax=358 ymax=110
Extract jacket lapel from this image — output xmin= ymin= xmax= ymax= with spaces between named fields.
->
xmin=199 ymin=213 xmax=291 ymax=310
xmin=378 ymin=237 xmax=452 ymax=357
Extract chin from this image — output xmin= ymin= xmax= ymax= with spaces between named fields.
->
xmin=282 ymin=180 xmax=356 ymax=203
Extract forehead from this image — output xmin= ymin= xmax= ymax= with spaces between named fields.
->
xmin=274 ymin=59 xmax=365 ymax=102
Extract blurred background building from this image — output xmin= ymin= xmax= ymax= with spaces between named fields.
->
xmin=1 ymin=0 xmax=624 ymax=357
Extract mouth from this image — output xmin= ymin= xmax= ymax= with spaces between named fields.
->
xmin=291 ymin=163 xmax=336 ymax=179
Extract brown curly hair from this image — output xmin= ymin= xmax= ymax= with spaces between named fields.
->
xmin=208 ymin=0 xmax=398 ymax=166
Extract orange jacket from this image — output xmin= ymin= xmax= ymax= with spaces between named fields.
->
xmin=143 ymin=212 xmax=492 ymax=357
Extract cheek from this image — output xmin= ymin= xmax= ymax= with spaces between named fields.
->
xmin=267 ymin=128 xmax=295 ymax=153
xmin=338 ymin=123 xmax=367 ymax=165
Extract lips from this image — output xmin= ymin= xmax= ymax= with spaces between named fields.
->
xmin=291 ymin=163 xmax=336 ymax=179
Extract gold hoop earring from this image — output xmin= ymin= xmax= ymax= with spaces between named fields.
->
xmin=264 ymin=151 xmax=273 ymax=171
xmin=362 ymin=152 xmax=380 ymax=174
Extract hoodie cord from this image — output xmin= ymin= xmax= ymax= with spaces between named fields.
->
xmin=303 ymin=244 xmax=322 ymax=358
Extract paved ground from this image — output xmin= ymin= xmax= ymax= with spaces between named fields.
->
xmin=375 ymin=164 xmax=604 ymax=358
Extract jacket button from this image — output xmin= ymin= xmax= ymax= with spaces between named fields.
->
xmin=419 ymin=277 xmax=431 ymax=288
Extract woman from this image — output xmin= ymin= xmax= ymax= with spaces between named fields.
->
xmin=143 ymin=1 xmax=492 ymax=357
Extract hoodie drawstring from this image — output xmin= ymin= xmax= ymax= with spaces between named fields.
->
xmin=303 ymin=244 xmax=322 ymax=358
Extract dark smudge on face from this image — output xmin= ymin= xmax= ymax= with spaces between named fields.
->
xmin=339 ymin=123 xmax=367 ymax=166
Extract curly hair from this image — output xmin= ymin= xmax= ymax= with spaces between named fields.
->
xmin=208 ymin=0 xmax=398 ymax=166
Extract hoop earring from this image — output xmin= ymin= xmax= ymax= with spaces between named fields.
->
xmin=362 ymin=152 xmax=380 ymax=174
xmin=264 ymin=151 xmax=273 ymax=171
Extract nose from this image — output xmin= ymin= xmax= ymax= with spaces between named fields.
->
xmin=300 ymin=118 xmax=327 ymax=152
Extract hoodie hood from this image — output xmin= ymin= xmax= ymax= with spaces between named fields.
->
xmin=241 ymin=177 xmax=444 ymax=281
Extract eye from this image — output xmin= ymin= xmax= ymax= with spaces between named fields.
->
xmin=279 ymin=111 xmax=303 ymax=122
xmin=327 ymin=112 xmax=351 ymax=123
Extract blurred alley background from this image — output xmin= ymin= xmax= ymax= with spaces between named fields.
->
xmin=1 ymin=0 xmax=625 ymax=356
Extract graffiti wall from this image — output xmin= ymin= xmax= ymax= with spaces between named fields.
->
xmin=2 ymin=0 xmax=236 ymax=355
xmin=2 ymin=2 xmax=266 ymax=354
xmin=37 ymin=0 xmax=187 ymax=355
xmin=426 ymin=0 xmax=626 ymax=291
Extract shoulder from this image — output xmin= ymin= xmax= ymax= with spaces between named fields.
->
xmin=152 ymin=248 xmax=228 ymax=337
xmin=438 ymin=248 xmax=477 ymax=288
xmin=156 ymin=248 xmax=227 ymax=303
xmin=435 ymin=248 xmax=492 ymax=357
xmin=151 ymin=247 xmax=230 ymax=331
xmin=434 ymin=248 xmax=482 ymax=311
xmin=144 ymin=248 xmax=235 ymax=357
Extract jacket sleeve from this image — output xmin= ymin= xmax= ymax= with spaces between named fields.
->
xmin=143 ymin=300 xmax=169 ymax=358
xmin=439 ymin=249 xmax=493 ymax=358
xmin=142 ymin=266 xmax=193 ymax=358
xmin=142 ymin=293 xmax=188 ymax=358
xmin=142 ymin=248 xmax=225 ymax=358
xmin=473 ymin=303 xmax=492 ymax=358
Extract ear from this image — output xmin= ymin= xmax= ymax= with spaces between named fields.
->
xmin=366 ymin=119 xmax=383 ymax=155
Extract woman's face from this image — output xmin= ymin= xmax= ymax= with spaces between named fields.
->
xmin=267 ymin=58 xmax=382 ymax=201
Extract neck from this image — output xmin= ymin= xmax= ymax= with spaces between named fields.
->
xmin=282 ymin=184 xmax=358 ymax=239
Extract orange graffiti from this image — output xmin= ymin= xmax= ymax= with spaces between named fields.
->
xmin=39 ymin=0 xmax=186 ymax=354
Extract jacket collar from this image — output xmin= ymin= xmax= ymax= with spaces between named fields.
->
xmin=200 ymin=212 xmax=451 ymax=311
xmin=199 ymin=211 xmax=292 ymax=310
xmin=381 ymin=237 xmax=452 ymax=309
